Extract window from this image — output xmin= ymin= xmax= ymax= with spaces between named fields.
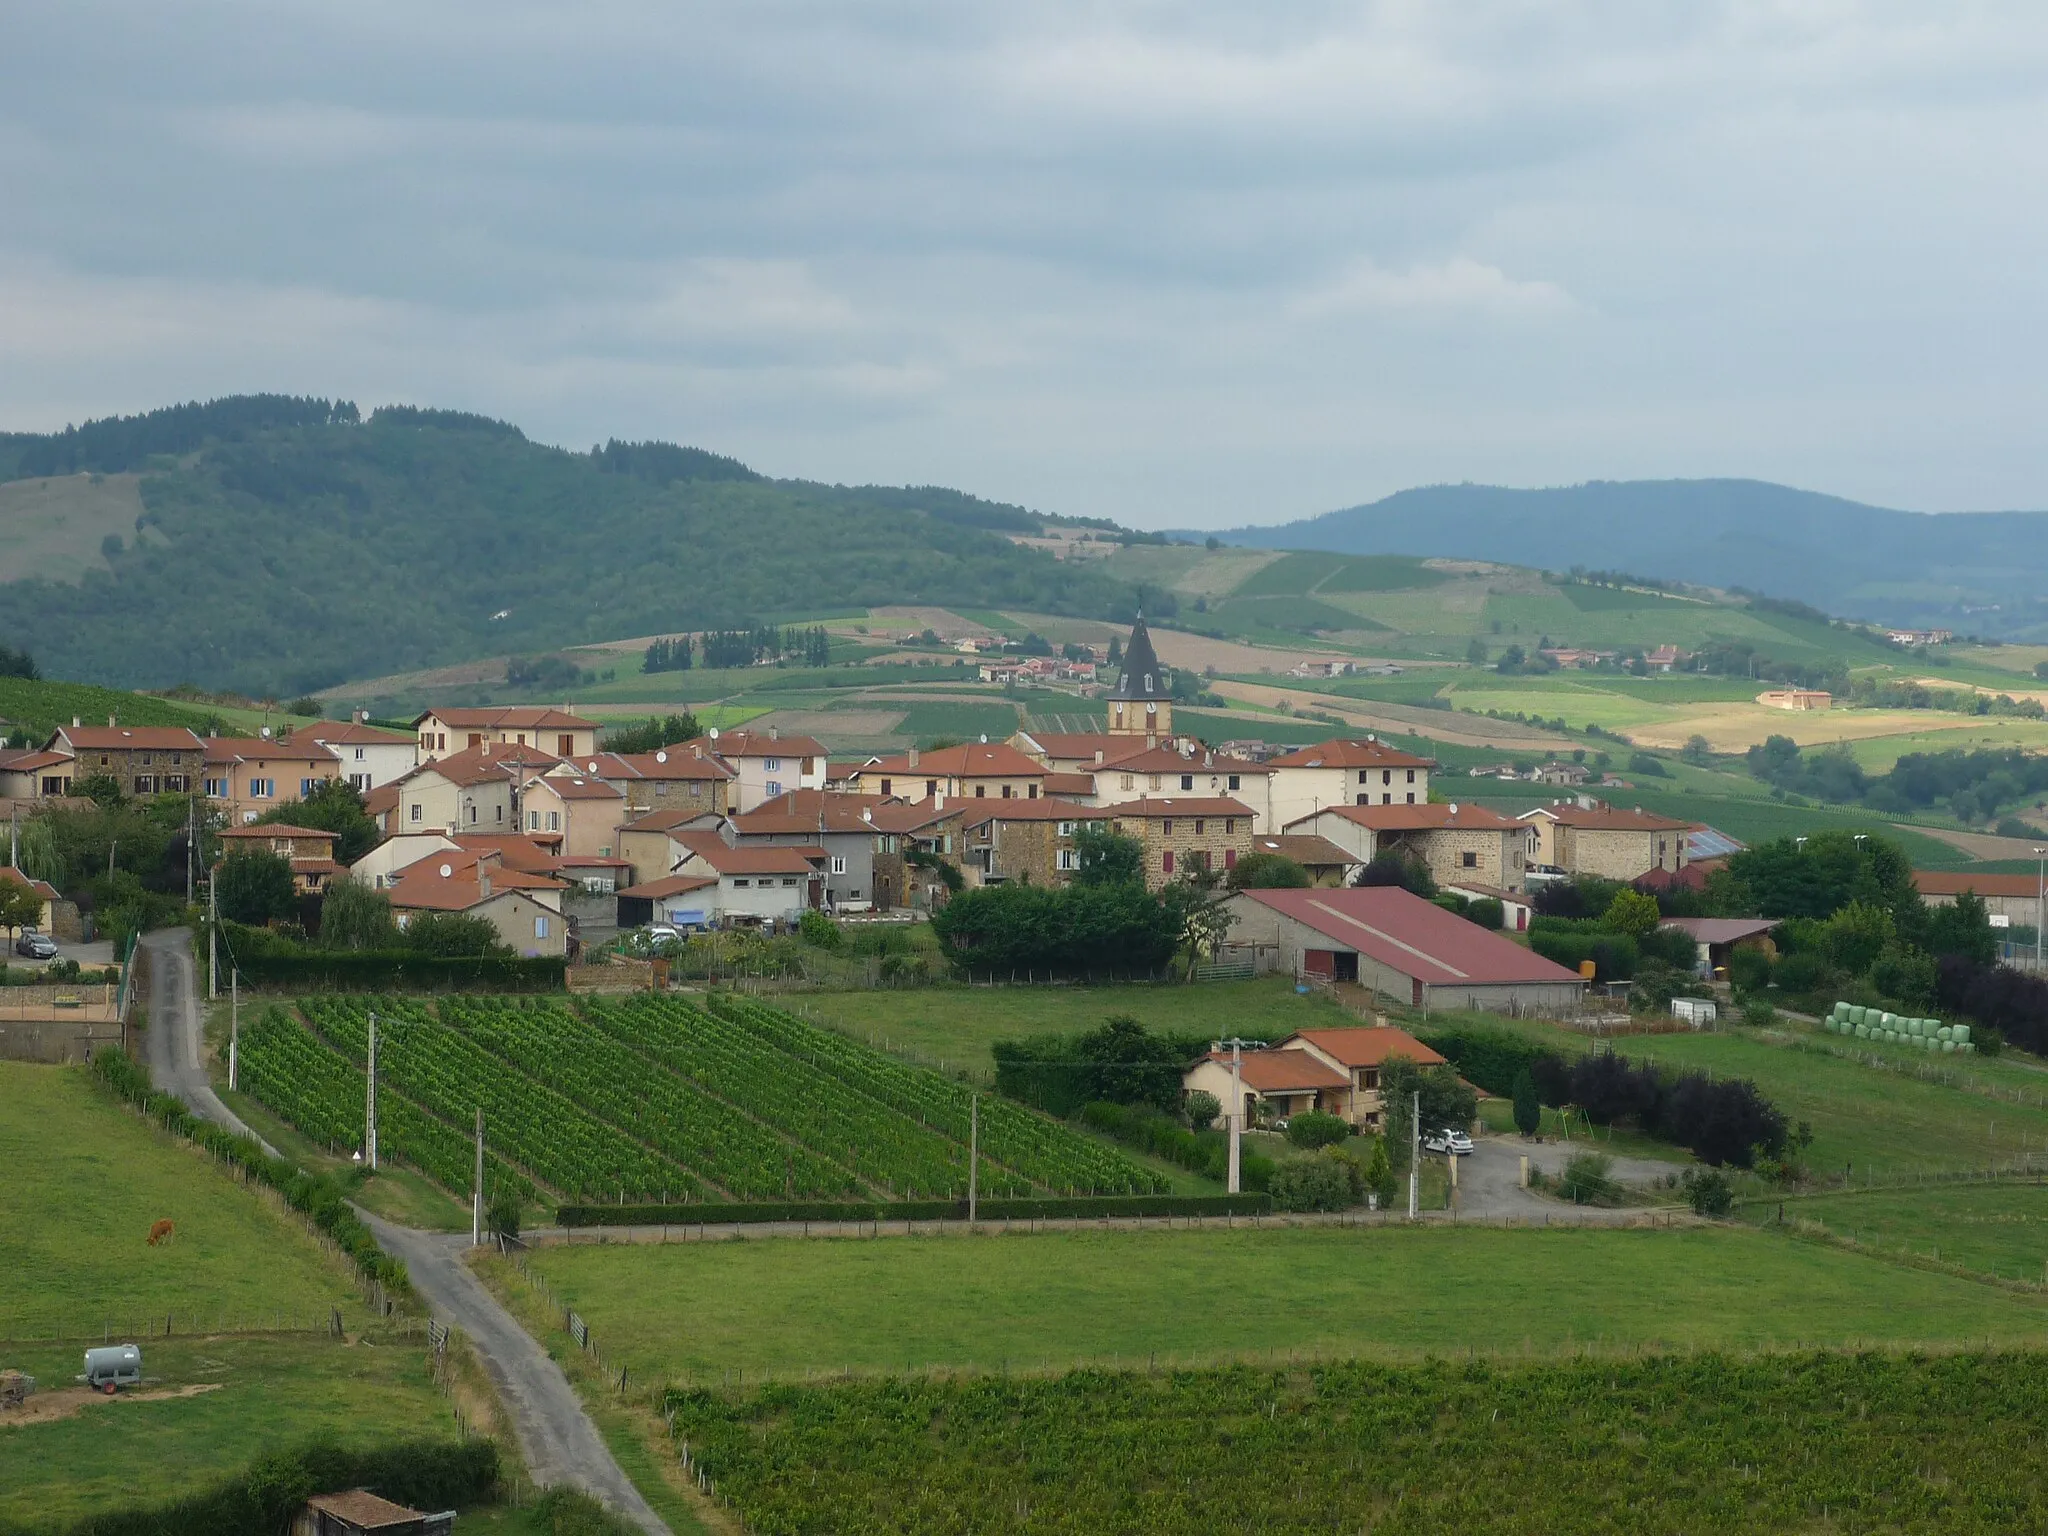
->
xmin=1143 ymin=674 xmax=1153 ymax=693
xmin=1358 ymin=770 xmax=1368 ymax=785
xmin=880 ymin=779 xmax=893 ymax=796
xmin=1228 ymin=774 xmax=1240 ymax=791
xmin=1194 ymin=819 xmax=1205 ymax=834
xmin=1057 ymin=848 xmax=1080 ymax=871
xmin=250 ymin=778 xmax=274 ymax=798
xmin=494 ymin=804 xmax=504 ymax=822
xmin=140 ymin=754 xmax=153 ymax=767
xmin=1362 ymin=1068 xmax=1380 ymax=1090
xmin=925 ymin=779 xmax=937 ymax=796
xmin=163 ymin=775 xmax=188 ymax=793
xmin=1225 ymin=818 xmax=1235 ymax=834
xmin=535 ymin=915 xmax=551 ymax=939
xmin=1180 ymin=774 xmax=1194 ymax=791
xmin=349 ymin=773 xmax=370 ymax=791
xmin=301 ymin=778 xmax=319 ymax=796
xmin=133 ymin=775 xmax=156 ymax=794
xmin=1461 ymin=851 xmax=1479 ymax=868
xmin=1162 ymin=849 xmax=1175 ymax=873
xmin=764 ymin=757 xmax=782 ymax=772
xmin=204 ymin=777 xmax=227 ymax=797
xmin=975 ymin=785 xmax=987 ymax=797
xmin=1121 ymin=775 xmax=1135 ymax=791
xmin=1382 ymin=769 xmax=1392 ymax=785
xmin=528 ymin=811 xmax=540 ymax=830
xmin=1356 ymin=793 xmax=1368 ymax=806
xmin=99 ymin=755 xmax=110 ymax=767
xmin=765 ymin=781 xmax=783 ymax=798
xmin=1001 ymin=784 xmax=1013 ymax=799
xmin=558 ymin=734 xmax=574 ymax=755
xmin=547 ymin=811 xmax=560 ymax=832
xmin=410 ymin=804 xmax=423 ymax=823
xmin=1027 ymin=784 xmax=1038 ymax=799
xmin=467 ymin=804 xmax=478 ymax=824
xmin=355 ymin=747 xmax=367 ymax=761
xmin=1057 ymin=821 xmax=1077 ymax=836
xmin=830 ymin=855 xmax=847 ymax=875
xmin=1148 ymin=776 xmax=1161 ymax=791
xmin=1162 ymin=819 xmax=1174 ymax=835
xmin=1382 ymin=793 xmax=1393 ymax=804
xmin=733 ymin=878 xmax=751 ymax=888
xmin=1406 ymin=792 xmax=1415 ymax=803
xmin=1406 ymin=769 xmax=1416 ymax=783
xmin=782 ymin=876 xmax=799 ymax=888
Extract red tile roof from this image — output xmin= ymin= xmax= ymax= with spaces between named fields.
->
xmin=1659 ymin=917 xmax=1778 ymax=944
xmin=959 ymin=798 xmax=1112 ymax=829
xmin=1196 ymin=1049 xmax=1351 ymax=1094
xmin=683 ymin=730 xmax=827 ymax=760
xmin=617 ymin=873 xmax=720 ymax=899
xmin=0 ymin=866 xmax=61 ymax=902
xmin=55 ymin=725 xmax=205 ymax=752
xmin=219 ymin=823 xmax=337 ymax=843
xmin=1264 ymin=738 xmax=1437 ymax=770
xmin=1282 ymin=1026 xmax=1447 ymax=1069
xmin=0 ymin=749 xmax=72 ymax=772
xmin=1014 ymin=730 xmax=1123 ymax=762
xmin=1108 ymin=796 xmax=1256 ymax=820
xmin=855 ymin=742 xmax=1046 ymax=779
xmin=1913 ymin=870 xmax=2047 ymax=899
xmin=451 ymin=834 xmax=565 ymax=873
xmin=1233 ymin=887 xmax=1584 ymax=987
xmin=1089 ymin=745 xmax=1271 ymax=777
xmin=621 ymin=807 xmax=725 ymax=834
xmin=1249 ymin=834 xmax=1360 ymax=868
xmin=732 ymin=789 xmax=899 ymax=836
xmin=405 ymin=748 xmax=517 ymax=787
xmin=581 ymin=748 xmax=732 ymax=782
xmin=1293 ymin=802 xmax=1521 ymax=833
xmin=204 ymin=736 xmax=342 ymax=765
xmin=673 ymin=832 xmax=826 ymax=876
xmin=532 ymin=773 xmax=624 ymax=801
xmin=308 ymin=720 xmax=416 ymax=746
xmin=1043 ymin=771 xmax=1096 ymax=797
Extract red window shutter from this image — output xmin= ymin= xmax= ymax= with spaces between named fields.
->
xmin=1223 ymin=849 xmax=1237 ymax=868
xmin=1162 ymin=849 xmax=1175 ymax=874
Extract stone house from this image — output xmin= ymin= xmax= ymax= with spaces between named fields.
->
xmin=1518 ymin=802 xmax=1690 ymax=880
xmin=585 ymin=747 xmax=733 ymax=817
xmin=47 ymin=722 xmax=205 ymax=798
xmin=1287 ymin=802 xmax=1534 ymax=893
xmin=958 ymin=799 xmax=1113 ymax=887
xmin=1105 ymin=796 xmax=1258 ymax=890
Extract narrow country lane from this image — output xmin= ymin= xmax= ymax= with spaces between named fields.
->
xmin=135 ymin=930 xmax=670 ymax=1534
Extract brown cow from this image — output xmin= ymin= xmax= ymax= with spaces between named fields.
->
xmin=147 ymin=1220 xmax=175 ymax=1247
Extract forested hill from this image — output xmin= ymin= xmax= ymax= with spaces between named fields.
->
xmin=1209 ymin=480 xmax=2048 ymax=641
xmin=0 ymin=397 xmax=1149 ymax=695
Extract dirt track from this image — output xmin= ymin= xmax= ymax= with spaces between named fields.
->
xmin=0 ymin=1382 xmax=220 ymax=1428
xmin=1214 ymin=681 xmax=1576 ymax=750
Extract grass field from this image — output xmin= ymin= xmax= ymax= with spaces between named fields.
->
xmin=1418 ymin=1010 xmax=2048 ymax=1177
xmin=499 ymin=1224 xmax=2048 ymax=1384
xmin=0 ymin=1062 xmax=370 ymax=1339
xmin=1747 ymin=1182 xmax=2048 ymax=1284
xmin=666 ymin=1349 xmax=2048 ymax=1535
xmin=802 ymin=978 xmax=1358 ymax=1079
xmin=0 ymin=1335 xmax=460 ymax=1530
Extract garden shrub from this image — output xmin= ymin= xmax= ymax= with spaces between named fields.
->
xmin=1267 ymin=1151 xmax=1357 ymax=1213
xmin=1284 ymin=1111 xmax=1349 ymax=1150
xmin=797 ymin=909 xmax=842 ymax=949
xmin=1184 ymin=1090 xmax=1221 ymax=1132
xmin=1681 ymin=1166 xmax=1735 ymax=1218
xmin=1558 ymin=1152 xmax=1618 ymax=1205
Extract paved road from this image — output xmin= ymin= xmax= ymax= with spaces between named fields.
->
xmin=1449 ymin=1136 xmax=1683 ymax=1222
xmin=135 ymin=929 xmax=669 ymax=1534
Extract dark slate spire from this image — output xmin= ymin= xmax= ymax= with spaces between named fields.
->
xmin=1112 ymin=614 xmax=1164 ymax=701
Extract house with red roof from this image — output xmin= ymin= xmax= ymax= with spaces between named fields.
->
xmin=1286 ymin=801 xmax=1535 ymax=893
xmin=306 ymin=716 xmax=418 ymax=792
xmin=957 ymin=797 xmax=1113 ymax=888
xmin=841 ymin=741 xmax=1047 ymax=804
xmin=1105 ymin=796 xmax=1258 ymax=889
xmin=413 ymin=706 xmax=598 ymax=762
xmin=1517 ymin=801 xmax=1690 ymax=880
xmin=385 ymin=848 xmax=568 ymax=957
xmin=677 ymin=728 xmax=827 ymax=812
xmin=218 ymin=823 xmax=343 ymax=893
xmin=47 ymin=721 xmax=205 ymax=799
xmin=1222 ymin=886 xmax=1585 ymax=1013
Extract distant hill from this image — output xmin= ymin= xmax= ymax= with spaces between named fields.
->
xmin=1207 ymin=480 xmax=2048 ymax=640
xmin=0 ymin=397 xmax=1157 ymax=695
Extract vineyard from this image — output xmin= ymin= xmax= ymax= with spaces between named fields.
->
xmin=235 ymin=993 xmax=1165 ymax=1208
xmin=667 ymin=1350 xmax=2048 ymax=1534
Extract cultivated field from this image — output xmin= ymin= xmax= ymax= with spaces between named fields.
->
xmin=499 ymin=1224 xmax=2048 ymax=1384
xmin=1750 ymin=1182 xmax=2048 ymax=1284
xmin=0 ymin=472 xmax=148 ymax=585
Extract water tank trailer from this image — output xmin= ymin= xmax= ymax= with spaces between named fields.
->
xmin=80 ymin=1344 xmax=141 ymax=1394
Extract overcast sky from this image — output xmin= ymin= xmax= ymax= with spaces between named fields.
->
xmin=6 ymin=3 xmax=2048 ymax=527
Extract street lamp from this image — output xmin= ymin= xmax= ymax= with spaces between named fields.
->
xmin=2035 ymin=848 xmax=2047 ymax=973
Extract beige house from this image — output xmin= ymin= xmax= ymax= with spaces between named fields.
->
xmin=0 ymin=749 xmax=77 ymax=798
xmin=1287 ymin=802 xmax=1534 ymax=893
xmin=1263 ymin=737 xmax=1437 ymax=829
xmin=842 ymin=741 xmax=1048 ymax=803
xmin=414 ymin=706 xmax=598 ymax=761
xmin=349 ymin=830 xmax=461 ymax=889
xmin=616 ymin=807 xmax=728 ymax=888
xmin=524 ymin=769 xmax=627 ymax=859
xmin=1105 ymin=796 xmax=1257 ymax=889
xmin=1518 ymin=802 xmax=1690 ymax=880
xmin=1088 ymin=744 xmax=1274 ymax=829
xmin=391 ymin=750 xmax=517 ymax=835
xmin=47 ymin=722 xmax=205 ymax=798
xmin=217 ymin=823 xmax=342 ymax=893
xmin=0 ymin=866 xmax=62 ymax=932
xmin=204 ymin=736 xmax=345 ymax=824
xmin=958 ymin=799 xmax=1113 ymax=887
xmin=387 ymin=860 xmax=568 ymax=958
xmin=1182 ymin=1047 xmax=1352 ymax=1128
xmin=1274 ymin=1027 xmax=1451 ymax=1129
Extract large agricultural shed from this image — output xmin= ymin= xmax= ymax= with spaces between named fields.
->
xmin=1222 ymin=886 xmax=1586 ymax=1014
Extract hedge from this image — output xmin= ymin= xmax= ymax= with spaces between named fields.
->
xmin=1077 ymin=1099 xmax=1276 ymax=1192
xmin=230 ymin=952 xmax=566 ymax=992
xmin=57 ymin=1438 xmax=498 ymax=1535
xmin=1416 ymin=1026 xmax=1560 ymax=1098
xmin=556 ymin=1193 xmax=1274 ymax=1227
xmin=89 ymin=1048 xmax=410 ymax=1296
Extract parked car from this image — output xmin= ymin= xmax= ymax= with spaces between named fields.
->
xmin=618 ymin=924 xmax=683 ymax=957
xmin=1423 ymin=1128 xmax=1475 ymax=1156
xmin=14 ymin=930 xmax=56 ymax=960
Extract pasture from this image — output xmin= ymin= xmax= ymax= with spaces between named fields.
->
xmin=0 ymin=1062 xmax=369 ymax=1340
xmin=1751 ymin=1182 xmax=2048 ymax=1284
xmin=500 ymin=1224 xmax=2048 ymax=1385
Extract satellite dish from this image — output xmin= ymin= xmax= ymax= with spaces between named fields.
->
xmin=709 ymin=727 xmax=720 ymax=740
xmin=979 ymin=733 xmax=988 ymax=744
xmin=439 ymin=863 xmax=453 ymax=878
xmin=655 ymin=750 xmax=668 ymax=764
xmin=588 ymin=761 xmax=599 ymax=773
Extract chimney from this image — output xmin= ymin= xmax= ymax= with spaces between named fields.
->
xmin=934 ymin=791 xmax=944 ymax=811
xmin=692 ymin=743 xmax=703 ymax=758
xmin=1146 ymin=734 xmax=1157 ymax=750
xmin=108 ymin=714 xmax=116 ymax=728
xmin=908 ymin=747 xmax=920 ymax=770
xmin=72 ymin=716 xmax=80 ymax=729
xmin=769 ymin=725 xmax=779 ymax=742
xmin=478 ymin=860 xmax=490 ymax=899
xmin=1093 ymin=749 xmax=1104 ymax=766
xmin=355 ymin=708 xmax=368 ymax=724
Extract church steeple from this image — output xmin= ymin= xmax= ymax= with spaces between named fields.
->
xmin=1107 ymin=614 xmax=1171 ymax=736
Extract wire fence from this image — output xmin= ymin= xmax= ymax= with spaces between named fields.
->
xmin=0 ymin=1306 xmax=401 ymax=1346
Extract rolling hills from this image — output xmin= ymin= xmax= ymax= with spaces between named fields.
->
xmin=0 ymin=397 xmax=1154 ymax=696
xmin=1205 ymin=479 xmax=2048 ymax=641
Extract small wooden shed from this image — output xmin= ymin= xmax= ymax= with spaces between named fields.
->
xmin=295 ymin=1490 xmax=455 ymax=1536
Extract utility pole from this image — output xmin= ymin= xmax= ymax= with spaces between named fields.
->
xmin=9 ymin=800 xmax=16 ymax=871
xmin=228 ymin=970 xmax=239 ymax=1091
xmin=473 ymin=1107 xmax=485 ymax=1247
xmin=2035 ymin=847 xmax=2046 ymax=972
xmin=1216 ymin=1036 xmax=1260 ymax=1195
xmin=968 ymin=1092 xmax=978 ymax=1224
xmin=365 ymin=1010 xmax=379 ymax=1172
xmin=207 ymin=869 xmax=219 ymax=1001
xmin=184 ymin=795 xmax=194 ymax=907
xmin=1408 ymin=1089 xmax=1420 ymax=1219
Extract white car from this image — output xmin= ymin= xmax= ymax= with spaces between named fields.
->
xmin=1423 ymin=1128 xmax=1475 ymax=1156
xmin=620 ymin=924 xmax=684 ymax=956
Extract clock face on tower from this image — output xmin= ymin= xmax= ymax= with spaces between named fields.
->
xmin=1146 ymin=703 xmax=1157 ymax=715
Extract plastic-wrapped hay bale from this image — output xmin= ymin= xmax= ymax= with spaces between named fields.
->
xmin=1907 ymin=1017 xmax=1925 ymax=1037
xmin=1853 ymin=1024 xmax=1868 ymax=1038
xmin=1850 ymin=1005 xmax=1868 ymax=1026
xmin=1881 ymin=1011 xmax=1898 ymax=1031
xmin=1833 ymin=1001 xmax=1853 ymax=1023
xmin=1942 ymin=1038 xmax=1957 ymax=1053
xmin=1937 ymin=1024 xmax=1953 ymax=1042
xmin=1954 ymin=1024 xmax=1971 ymax=1045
